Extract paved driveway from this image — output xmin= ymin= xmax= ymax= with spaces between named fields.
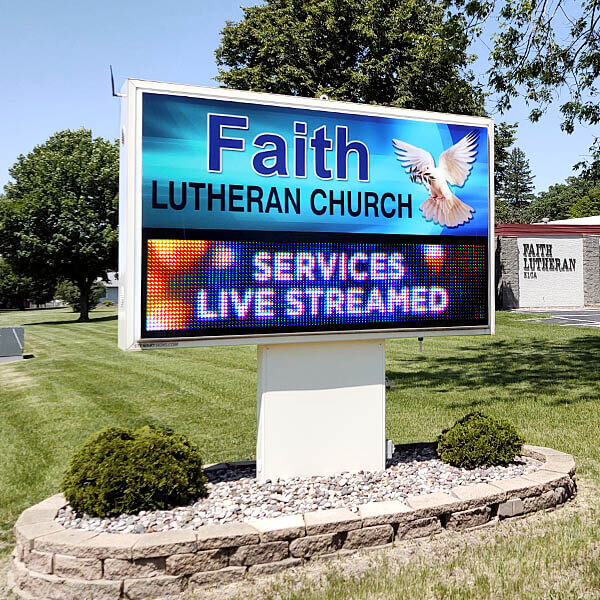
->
xmin=519 ymin=308 xmax=600 ymax=328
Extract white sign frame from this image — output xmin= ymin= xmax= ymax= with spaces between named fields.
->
xmin=118 ymin=79 xmax=495 ymax=351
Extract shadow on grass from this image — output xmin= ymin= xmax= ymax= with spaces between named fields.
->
xmin=0 ymin=307 xmax=63 ymax=313
xmin=386 ymin=335 xmax=600 ymax=408
xmin=23 ymin=315 xmax=118 ymax=326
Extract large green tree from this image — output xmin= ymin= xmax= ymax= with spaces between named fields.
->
xmin=0 ymin=129 xmax=118 ymax=321
xmin=500 ymin=147 xmax=535 ymax=205
xmin=494 ymin=122 xmax=518 ymax=199
xmin=495 ymin=147 xmax=535 ymax=223
xmin=216 ymin=0 xmax=485 ymax=115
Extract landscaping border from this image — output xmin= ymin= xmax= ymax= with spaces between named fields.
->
xmin=8 ymin=445 xmax=576 ymax=600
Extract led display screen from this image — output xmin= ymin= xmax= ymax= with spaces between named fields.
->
xmin=142 ymin=233 xmax=487 ymax=338
xmin=122 ymin=82 xmax=493 ymax=347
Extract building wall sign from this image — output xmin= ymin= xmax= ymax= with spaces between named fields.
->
xmin=518 ymin=237 xmax=584 ymax=307
xmin=522 ymin=243 xmax=578 ymax=278
xmin=119 ymin=80 xmax=494 ymax=349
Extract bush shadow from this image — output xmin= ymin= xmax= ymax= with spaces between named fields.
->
xmin=205 ymin=466 xmax=256 ymax=484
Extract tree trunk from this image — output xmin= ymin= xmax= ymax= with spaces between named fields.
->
xmin=77 ymin=280 xmax=92 ymax=322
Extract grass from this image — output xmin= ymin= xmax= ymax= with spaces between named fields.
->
xmin=0 ymin=307 xmax=599 ymax=598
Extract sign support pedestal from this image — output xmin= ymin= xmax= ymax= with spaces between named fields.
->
xmin=256 ymin=340 xmax=386 ymax=484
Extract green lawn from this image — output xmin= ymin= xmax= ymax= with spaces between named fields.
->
xmin=1 ymin=308 xmax=599 ymax=599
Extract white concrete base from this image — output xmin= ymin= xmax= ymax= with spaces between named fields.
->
xmin=256 ymin=340 xmax=386 ymax=483
xmin=0 ymin=355 xmax=23 ymax=364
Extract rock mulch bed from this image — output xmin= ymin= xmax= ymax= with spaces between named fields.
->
xmin=10 ymin=445 xmax=577 ymax=600
xmin=56 ymin=447 xmax=542 ymax=535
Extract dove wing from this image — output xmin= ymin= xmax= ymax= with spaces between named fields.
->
xmin=438 ymin=131 xmax=479 ymax=187
xmin=392 ymin=139 xmax=435 ymax=177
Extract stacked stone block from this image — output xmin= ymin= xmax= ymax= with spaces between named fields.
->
xmin=583 ymin=235 xmax=600 ymax=305
xmin=496 ymin=236 xmax=520 ymax=309
xmin=9 ymin=445 xmax=576 ymax=599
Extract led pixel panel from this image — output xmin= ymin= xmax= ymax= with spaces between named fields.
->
xmin=143 ymin=236 xmax=487 ymax=338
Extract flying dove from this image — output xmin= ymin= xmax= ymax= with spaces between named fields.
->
xmin=392 ymin=131 xmax=479 ymax=228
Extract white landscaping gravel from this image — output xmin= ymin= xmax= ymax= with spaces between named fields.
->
xmin=56 ymin=446 xmax=542 ymax=535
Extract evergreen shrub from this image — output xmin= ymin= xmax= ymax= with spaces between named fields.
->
xmin=62 ymin=425 xmax=207 ymax=517
xmin=437 ymin=412 xmax=524 ymax=469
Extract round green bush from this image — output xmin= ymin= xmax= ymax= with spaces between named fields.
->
xmin=436 ymin=412 xmax=524 ymax=469
xmin=62 ymin=425 xmax=208 ymax=517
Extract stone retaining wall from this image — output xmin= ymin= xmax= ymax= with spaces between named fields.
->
xmin=496 ymin=236 xmax=520 ymax=309
xmin=583 ymin=235 xmax=600 ymax=305
xmin=9 ymin=445 xmax=576 ymax=600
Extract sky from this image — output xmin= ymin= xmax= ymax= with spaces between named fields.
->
xmin=0 ymin=0 xmax=596 ymax=194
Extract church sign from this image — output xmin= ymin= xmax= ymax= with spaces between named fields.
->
xmin=118 ymin=80 xmax=494 ymax=349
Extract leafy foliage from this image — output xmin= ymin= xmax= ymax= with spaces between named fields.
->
xmin=0 ymin=129 xmax=118 ymax=321
xmin=528 ymin=176 xmax=595 ymax=222
xmin=437 ymin=412 xmax=524 ymax=469
xmin=62 ymin=426 xmax=208 ymax=518
xmin=0 ymin=260 xmax=32 ymax=310
xmin=569 ymin=187 xmax=600 ymax=218
xmin=216 ymin=0 xmax=485 ymax=115
xmin=495 ymin=198 xmax=531 ymax=224
xmin=0 ymin=259 xmax=56 ymax=310
xmin=484 ymin=0 xmax=600 ymax=128
xmin=460 ymin=0 xmax=600 ymax=177
xmin=55 ymin=280 xmax=106 ymax=313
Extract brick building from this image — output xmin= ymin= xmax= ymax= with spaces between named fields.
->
xmin=496 ymin=224 xmax=600 ymax=309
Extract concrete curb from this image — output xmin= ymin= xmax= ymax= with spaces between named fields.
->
xmin=9 ymin=445 xmax=577 ymax=599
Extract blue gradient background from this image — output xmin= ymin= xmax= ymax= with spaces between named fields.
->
xmin=142 ymin=93 xmax=489 ymax=237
